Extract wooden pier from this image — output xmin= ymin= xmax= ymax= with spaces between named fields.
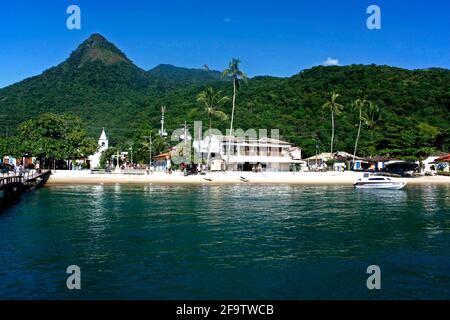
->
xmin=0 ymin=170 xmax=51 ymax=211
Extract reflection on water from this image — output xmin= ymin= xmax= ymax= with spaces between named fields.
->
xmin=355 ymin=188 xmax=408 ymax=203
xmin=0 ymin=184 xmax=449 ymax=299
xmin=87 ymin=184 xmax=108 ymax=262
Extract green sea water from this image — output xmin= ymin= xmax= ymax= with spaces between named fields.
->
xmin=0 ymin=184 xmax=449 ymax=299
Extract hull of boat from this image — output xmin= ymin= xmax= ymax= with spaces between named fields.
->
xmin=354 ymin=182 xmax=406 ymax=190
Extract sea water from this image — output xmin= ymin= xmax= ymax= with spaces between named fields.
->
xmin=0 ymin=184 xmax=449 ymax=299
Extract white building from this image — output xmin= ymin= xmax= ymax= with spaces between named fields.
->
xmin=194 ymin=135 xmax=304 ymax=172
xmin=88 ymin=128 xmax=108 ymax=169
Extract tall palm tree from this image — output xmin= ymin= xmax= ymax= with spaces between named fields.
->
xmin=322 ymin=91 xmax=344 ymax=154
xmin=197 ymin=87 xmax=229 ymax=170
xmin=222 ymin=58 xmax=247 ymax=166
xmin=361 ymin=102 xmax=382 ymax=146
xmin=351 ymin=95 xmax=371 ymax=163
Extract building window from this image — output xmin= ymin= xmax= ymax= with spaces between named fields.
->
xmin=222 ymin=144 xmax=237 ymax=155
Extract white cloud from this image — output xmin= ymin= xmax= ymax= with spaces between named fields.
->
xmin=322 ymin=57 xmax=340 ymax=66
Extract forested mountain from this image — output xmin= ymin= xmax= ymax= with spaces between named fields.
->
xmin=148 ymin=64 xmax=225 ymax=84
xmin=0 ymin=33 xmax=449 ymax=157
xmin=0 ymin=34 xmax=165 ymax=145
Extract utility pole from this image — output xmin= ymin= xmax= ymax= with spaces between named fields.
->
xmin=159 ymin=106 xmax=167 ymax=138
xmin=180 ymin=121 xmax=191 ymax=162
xmin=184 ymin=121 xmax=187 ymax=155
xmin=130 ymin=143 xmax=133 ymax=164
xmin=315 ymin=139 xmax=320 ymax=172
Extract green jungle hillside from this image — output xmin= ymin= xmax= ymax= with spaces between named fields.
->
xmin=1 ymin=33 xmax=449 ymax=158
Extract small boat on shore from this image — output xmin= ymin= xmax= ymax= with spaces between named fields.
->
xmin=354 ymin=174 xmax=407 ymax=190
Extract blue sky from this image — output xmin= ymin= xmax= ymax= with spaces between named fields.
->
xmin=0 ymin=0 xmax=449 ymax=88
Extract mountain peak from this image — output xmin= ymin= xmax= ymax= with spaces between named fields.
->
xmin=87 ymin=33 xmax=107 ymax=42
xmin=67 ymin=33 xmax=131 ymax=67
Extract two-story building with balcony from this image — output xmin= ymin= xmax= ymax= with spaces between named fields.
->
xmin=194 ymin=135 xmax=304 ymax=172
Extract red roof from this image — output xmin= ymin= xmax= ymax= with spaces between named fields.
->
xmin=152 ymin=152 xmax=171 ymax=160
xmin=436 ymin=154 xmax=450 ymax=162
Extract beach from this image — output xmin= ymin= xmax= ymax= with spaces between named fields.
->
xmin=47 ymin=170 xmax=450 ymax=185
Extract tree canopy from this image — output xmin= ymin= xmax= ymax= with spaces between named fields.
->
xmin=11 ymin=113 xmax=97 ymax=160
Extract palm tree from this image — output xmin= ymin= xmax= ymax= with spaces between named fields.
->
xmin=222 ymin=58 xmax=247 ymax=166
xmin=197 ymin=87 xmax=229 ymax=170
xmin=322 ymin=91 xmax=344 ymax=154
xmin=361 ymin=102 xmax=382 ymax=146
xmin=351 ymin=95 xmax=371 ymax=163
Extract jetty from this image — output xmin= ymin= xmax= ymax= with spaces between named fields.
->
xmin=0 ymin=170 xmax=51 ymax=211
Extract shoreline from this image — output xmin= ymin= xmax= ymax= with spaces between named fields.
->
xmin=46 ymin=170 xmax=450 ymax=186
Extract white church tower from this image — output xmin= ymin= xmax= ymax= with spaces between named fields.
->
xmin=98 ymin=128 xmax=108 ymax=151
xmin=89 ymin=128 xmax=109 ymax=169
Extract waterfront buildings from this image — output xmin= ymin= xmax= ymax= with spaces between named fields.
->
xmin=193 ymin=134 xmax=304 ymax=172
xmin=152 ymin=152 xmax=171 ymax=172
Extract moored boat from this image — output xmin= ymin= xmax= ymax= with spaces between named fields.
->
xmin=354 ymin=174 xmax=407 ymax=190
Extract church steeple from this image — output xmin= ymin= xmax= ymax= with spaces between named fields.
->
xmin=99 ymin=127 xmax=107 ymax=141
xmin=98 ymin=128 xmax=108 ymax=151
xmin=88 ymin=128 xmax=109 ymax=169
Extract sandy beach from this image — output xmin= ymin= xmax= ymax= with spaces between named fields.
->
xmin=46 ymin=170 xmax=450 ymax=186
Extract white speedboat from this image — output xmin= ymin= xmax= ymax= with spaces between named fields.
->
xmin=354 ymin=174 xmax=407 ymax=190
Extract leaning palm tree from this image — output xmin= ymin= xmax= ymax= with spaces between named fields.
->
xmin=222 ymin=58 xmax=247 ymax=166
xmin=322 ymin=91 xmax=344 ymax=154
xmin=351 ymin=95 xmax=371 ymax=163
xmin=197 ymin=87 xmax=229 ymax=170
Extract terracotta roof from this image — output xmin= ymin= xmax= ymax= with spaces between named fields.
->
xmin=436 ymin=154 xmax=450 ymax=162
xmin=152 ymin=152 xmax=171 ymax=160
